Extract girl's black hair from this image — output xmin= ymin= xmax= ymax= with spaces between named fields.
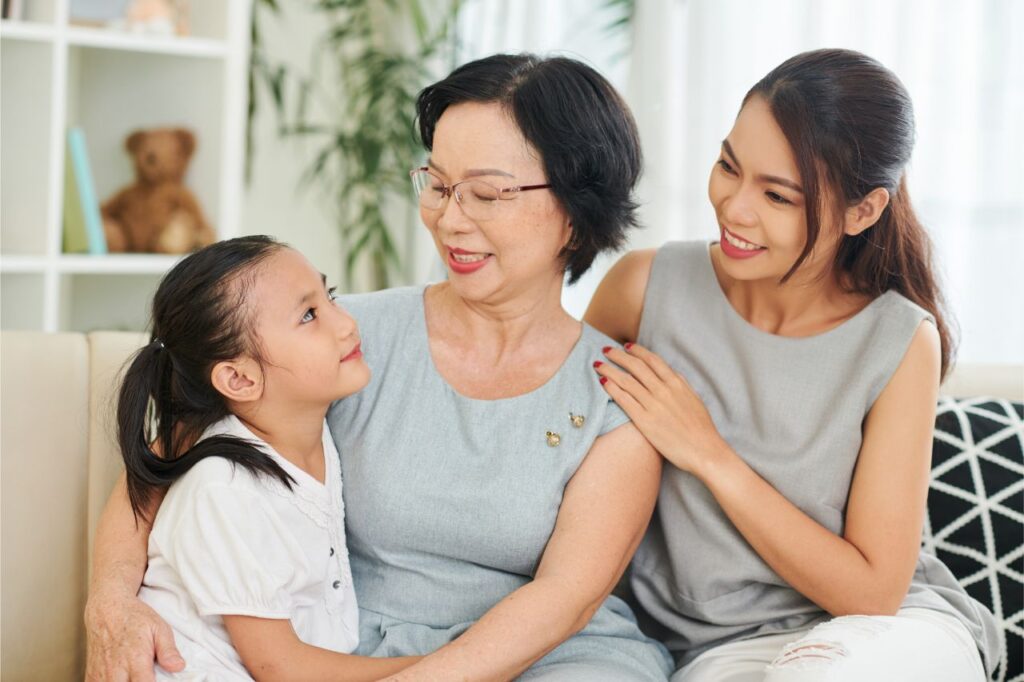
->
xmin=746 ymin=48 xmax=957 ymax=377
xmin=118 ymin=235 xmax=295 ymax=523
xmin=416 ymin=53 xmax=643 ymax=284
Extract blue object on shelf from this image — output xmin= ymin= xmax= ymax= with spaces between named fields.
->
xmin=67 ymin=127 xmax=108 ymax=255
xmin=69 ymin=0 xmax=129 ymax=23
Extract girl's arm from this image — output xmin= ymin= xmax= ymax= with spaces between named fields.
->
xmin=85 ymin=473 xmax=184 ymax=681
xmin=382 ymin=423 xmax=662 ymax=681
xmin=596 ymin=322 xmax=941 ymax=616
xmin=225 ymin=616 xmax=419 ymax=682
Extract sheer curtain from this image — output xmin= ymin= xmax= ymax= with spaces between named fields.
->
xmin=447 ymin=0 xmax=1023 ymax=364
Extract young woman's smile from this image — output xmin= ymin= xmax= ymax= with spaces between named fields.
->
xmin=719 ymin=226 xmax=767 ymax=259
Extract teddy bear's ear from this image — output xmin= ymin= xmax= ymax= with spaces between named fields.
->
xmin=175 ymin=129 xmax=196 ymax=160
xmin=126 ymin=131 xmax=146 ymax=154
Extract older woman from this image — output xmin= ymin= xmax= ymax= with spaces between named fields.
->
xmin=85 ymin=54 xmax=673 ymax=681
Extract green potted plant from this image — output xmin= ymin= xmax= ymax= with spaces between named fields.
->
xmin=248 ymin=0 xmax=461 ymax=290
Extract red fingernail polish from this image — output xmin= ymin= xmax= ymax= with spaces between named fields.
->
xmin=600 ymin=377 xmax=609 ymax=385
xmin=602 ymin=346 xmax=612 ymax=354
xmin=593 ymin=360 xmax=603 ymax=368
xmin=624 ymin=342 xmax=634 ymax=350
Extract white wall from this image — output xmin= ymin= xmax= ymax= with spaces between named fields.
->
xmin=240 ymin=1 xmax=344 ymax=286
xmin=241 ymin=1 xmax=1023 ymax=364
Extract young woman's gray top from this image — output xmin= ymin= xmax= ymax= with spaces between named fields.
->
xmin=628 ymin=241 xmax=1000 ymax=675
xmin=328 ymin=286 xmax=672 ymax=681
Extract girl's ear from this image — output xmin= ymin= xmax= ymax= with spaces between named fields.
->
xmin=843 ymin=187 xmax=890 ymax=236
xmin=210 ymin=358 xmax=263 ymax=403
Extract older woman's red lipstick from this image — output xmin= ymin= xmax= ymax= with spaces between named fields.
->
xmin=448 ymin=247 xmax=492 ymax=274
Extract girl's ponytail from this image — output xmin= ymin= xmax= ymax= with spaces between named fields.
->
xmin=117 ymin=338 xmax=173 ymax=520
xmin=117 ymin=237 xmax=296 ymax=523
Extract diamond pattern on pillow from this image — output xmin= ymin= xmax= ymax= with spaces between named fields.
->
xmin=924 ymin=396 xmax=1024 ymax=682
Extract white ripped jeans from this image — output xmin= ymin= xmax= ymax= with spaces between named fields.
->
xmin=672 ymin=608 xmax=987 ymax=682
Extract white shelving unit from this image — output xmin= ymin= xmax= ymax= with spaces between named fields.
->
xmin=1 ymin=0 xmax=250 ymax=332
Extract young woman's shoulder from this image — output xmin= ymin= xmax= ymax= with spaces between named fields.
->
xmin=866 ymin=291 xmax=941 ymax=410
xmin=584 ymin=248 xmax=657 ymax=344
xmin=889 ymin=312 xmax=941 ymax=388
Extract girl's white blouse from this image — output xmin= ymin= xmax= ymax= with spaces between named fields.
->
xmin=139 ymin=415 xmax=358 ymax=680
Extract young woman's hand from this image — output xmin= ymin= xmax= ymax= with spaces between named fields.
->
xmin=594 ymin=343 xmax=729 ymax=478
xmin=84 ymin=587 xmax=184 ymax=682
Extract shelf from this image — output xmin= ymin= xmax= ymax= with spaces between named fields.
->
xmin=0 ymin=22 xmax=229 ymax=57
xmin=0 ymin=255 xmax=48 ymax=273
xmin=1 ymin=254 xmax=186 ymax=274
xmin=1 ymin=0 xmax=248 ymax=333
xmin=65 ymin=26 xmax=227 ymax=58
xmin=0 ymin=20 xmax=57 ymax=42
xmin=58 ymin=254 xmax=183 ymax=274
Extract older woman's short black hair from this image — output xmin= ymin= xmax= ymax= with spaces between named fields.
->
xmin=416 ymin=54 xmax=643 ymax=284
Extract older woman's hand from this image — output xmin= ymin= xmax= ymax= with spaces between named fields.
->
xmin=85 ymin=586 xmax=184 ymax=682
xmin=595 ymin=343 xmax=730 ymax=478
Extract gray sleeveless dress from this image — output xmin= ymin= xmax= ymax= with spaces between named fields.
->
xmin=327 ymin=286 xmax=673 ymax=681
xmin=628 ymin=241 xmax=1000 ymax=676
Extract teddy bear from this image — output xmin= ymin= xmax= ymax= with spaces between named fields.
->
xmin=101 ymin=127 xmax=215 ymax=254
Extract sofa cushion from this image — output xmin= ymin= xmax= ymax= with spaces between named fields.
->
xmin=1 ymin=332 xmax=91 ymax=681
xmin=925 ymin=396 xmax=1024 ymax=682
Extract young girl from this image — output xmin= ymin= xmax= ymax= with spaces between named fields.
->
xmin=118 ymin=236 xmax=419 ymax=680
xmin=586 ymin=49 xmax=1000 ymax=681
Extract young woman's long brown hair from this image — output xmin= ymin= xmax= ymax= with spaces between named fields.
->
xmin=747 ymin=48 xmax=957 ymax=378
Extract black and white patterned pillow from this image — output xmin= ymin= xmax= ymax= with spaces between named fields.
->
xmin=924 ymin=396 xmax=1023 ymax=682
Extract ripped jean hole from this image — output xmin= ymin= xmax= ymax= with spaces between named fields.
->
xmin=767 ymin=641 xmax=848 ymax=670
xmin=811 ymin=615 xmax=892 ymax=638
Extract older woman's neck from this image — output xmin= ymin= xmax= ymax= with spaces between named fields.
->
xmin=429 ymin=278 xmax=578 ymax=352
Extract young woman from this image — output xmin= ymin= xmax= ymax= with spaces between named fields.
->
xmin=586 ymin=49 xmax=1000 ymax=681
xmin=116 ymin=236 xmax=419 ymax=680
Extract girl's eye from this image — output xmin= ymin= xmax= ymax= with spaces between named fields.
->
xmin=717 ymin=158 xmax=737 ymax=175
xmin=327 ymin=286 xmax=339 ymax=303
xmin=301 ymin=308 xmax=317 ymax=324
xmin=766 ymin=191 xmax=792 ymax=205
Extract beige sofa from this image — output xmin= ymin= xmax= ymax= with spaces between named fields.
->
xmin=1 ymin=330 xmax=1021 ymax=681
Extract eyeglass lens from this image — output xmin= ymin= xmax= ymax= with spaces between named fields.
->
xmin=411 ymin=170 xmax=501 ymax=220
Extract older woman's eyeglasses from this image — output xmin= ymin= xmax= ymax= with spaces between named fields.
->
xmin=409 ymin=167 xmax=551 ymax=221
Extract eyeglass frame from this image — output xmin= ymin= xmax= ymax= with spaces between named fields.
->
xmin=409 ymin=166 xmax=552 ymax=213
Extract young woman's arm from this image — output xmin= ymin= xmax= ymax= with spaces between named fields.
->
xmin=224 ymin=617 xmax=419 ymax=681
xmin=595 ymin=322 xmax=941 ymax=616
xmin=84 ymin=473 xmax=184 ymax=682
xmin=382 ymin=423 xmax=662 ymax=681
xmin=583 ymin=249 xmax=655 ymax=345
